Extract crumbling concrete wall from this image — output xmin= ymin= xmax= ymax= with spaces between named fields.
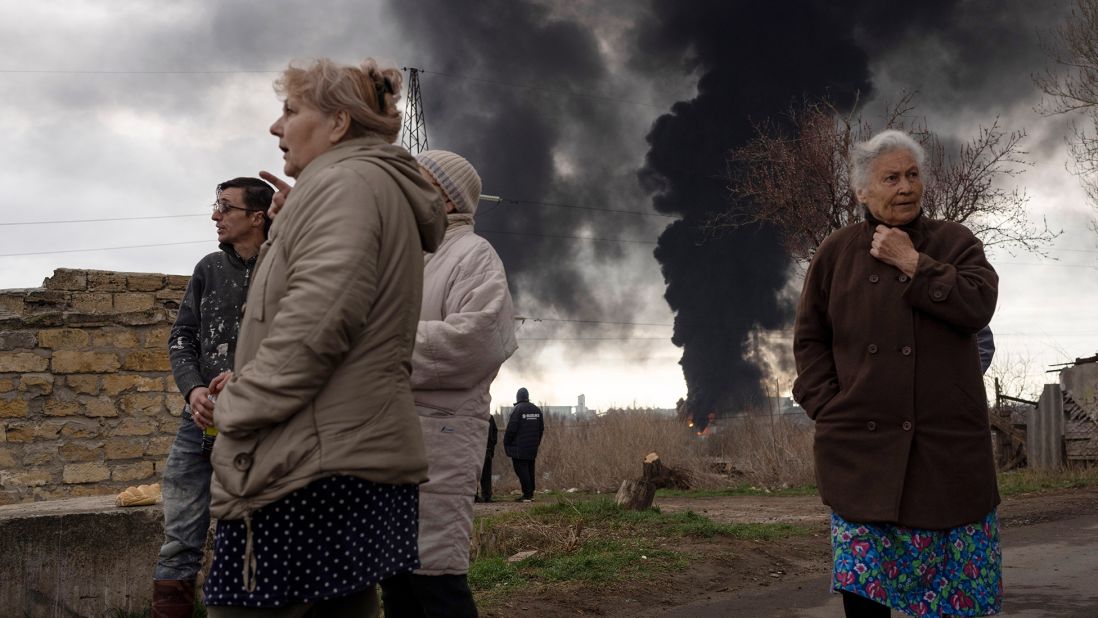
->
xmin=0 ymin=268 xmax=188 ymax=505
xmin=0 ymin=495 xmax=163 ymax=616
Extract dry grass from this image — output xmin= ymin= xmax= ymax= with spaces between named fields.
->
xmin=488 ymin=410 xmax=816 ymax=495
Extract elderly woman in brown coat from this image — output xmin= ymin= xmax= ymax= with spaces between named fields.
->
xmin=793 ymin=129 xmax=1001 ymax=617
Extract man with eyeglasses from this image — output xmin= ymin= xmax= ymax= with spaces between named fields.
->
xmin=153 ymin=177 xmax=273 ymax=617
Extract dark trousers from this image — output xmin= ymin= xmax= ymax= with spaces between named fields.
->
xmin=479 ymin=451 xmax=493 ymax=499
xmin=841 ymin=591 xmax=890 ymax=618
xmin=379 ymin=572 xmax=477 ymax=618
xmin=512 ymin=458 xmax=536 ymax=498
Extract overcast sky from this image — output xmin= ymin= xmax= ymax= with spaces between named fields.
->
xmin=0 ymin=1 xmax=1094 ymax=411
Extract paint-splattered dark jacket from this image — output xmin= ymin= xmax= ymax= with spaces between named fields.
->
xmin=169 ymin=244 xmax=256 ymax=405
xmin=792 ymin=211 xmax=999 ymax=529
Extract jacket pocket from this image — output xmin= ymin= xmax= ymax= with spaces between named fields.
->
xmin=210 ymin=431 xmax=259 ymax=497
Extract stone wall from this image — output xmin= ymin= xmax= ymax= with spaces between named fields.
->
xmin=0 ymin=268 xmax=188 ymax=505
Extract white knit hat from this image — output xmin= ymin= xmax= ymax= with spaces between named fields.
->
xmin=415 ymin=150 xmax=482 ymax=215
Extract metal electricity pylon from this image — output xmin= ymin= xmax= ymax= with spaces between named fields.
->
xmin=400 ymin=67 xmax=428 ymax=155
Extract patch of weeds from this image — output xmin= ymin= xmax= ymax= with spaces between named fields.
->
xmin=524 ymin=538 xmax=685 ymax=583
xmin=998 ymin=467 xmax=1098 ymax=497
xmin=659 ymin=510 xmax=810 ymax=540
xmin=656 ymin=484 xmax=818 ymax=498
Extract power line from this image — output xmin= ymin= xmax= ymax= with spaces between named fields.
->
xmin=418 ymin=69 xmax=664 ymax=110
xmin=0 ymin=213 xmax=208 ymax=226
xmin=497 ymin=199 xmax=676 ymax=219
xmin=0 ymin=69 xmax=279 ymax=75
xmin=0 ymin=240 xmax=209 ymax=258
xmin=517 ymin=337 xmax=670 ymax=341
xmin=478 ymin=229 xmax=657 ymax=245
xmin=516 ymin=317 xmax=672 ymax=327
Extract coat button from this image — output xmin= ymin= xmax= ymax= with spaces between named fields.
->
xmin=898 ymin=274 xmax=909 ymax=283
xmin=869 ymin=274 xmax=880 ymax=283
xmin=867 ymin=421 xmax=877 ymax=431
xmin=233 ymin=453 xmax=253 ymax=471
xmin=932 ymin=290 xmax=944 ymax=299
xmin=902 ymin=421 xmax=913 ymax=431
xmin=901 ymin=346 xmax=912 ymax=356
xmin=868 ymin=344 xmax=878 ymax=354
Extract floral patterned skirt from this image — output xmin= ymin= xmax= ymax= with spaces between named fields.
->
xmin=831 ymin=510 xmax=1002 ymax=617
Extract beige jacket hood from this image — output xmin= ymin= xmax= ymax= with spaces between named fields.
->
xmin=209 ymin=136 xmax=446 ymax=521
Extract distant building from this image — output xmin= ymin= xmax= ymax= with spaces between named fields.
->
xmin=498 ymin=394 xmax=598 ymax=423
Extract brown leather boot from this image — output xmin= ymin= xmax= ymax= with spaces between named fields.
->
xmin=152 ymin=579 xmax=195 ymax=618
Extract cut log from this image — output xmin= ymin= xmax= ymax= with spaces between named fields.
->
xmin=615 ymin=479 xmax=657 ymax=511
xmin=615 ymin=452 xmax=692 ymax=511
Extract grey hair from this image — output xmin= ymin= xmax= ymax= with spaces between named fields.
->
xmin=849 ymin=129 xmax=926 ymax=193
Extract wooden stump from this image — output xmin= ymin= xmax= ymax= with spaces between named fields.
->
xmin=615 ymin=452 xmax=691 ymax=511
xmin=615 ymin=479 xmax=657 ymax=511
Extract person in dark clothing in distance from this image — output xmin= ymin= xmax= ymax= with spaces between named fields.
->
xmin=503 ymin=388 xmax=544 ymax=502
xmin=476 ymin=416 xmax=498 ymax=503
xmin=977 ymin=324 xmax=995 ymax=374
xmin=153 ymin=177 xmax=272 ymax=617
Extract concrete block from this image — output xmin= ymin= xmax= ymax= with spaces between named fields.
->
xmin=0 ymin=397 xmax=29 ymax=418
xmin=103 ymin=374 xmax=162 ymax=396
xmin=0 ymin=496 xmax=163 ymax=615
xmin=52 ymin=351 xmax=121 ymax=374
xmin=121 ymin=349 xmax=170 ymax=372
xmin=43 ymin=269 xmax=89 ymax=291
xmin=68 ymin=292 xmax=113 ymax=313
xmin=91 ymin=329 xmax=140 ymax=349
xmin=144 ymin=326 xmax=171 ymax=350
xmin=111 ymin=461 xmax=155 ymax=482
xmin=33 ymin=419 xmax=67 ymax=440
xmin=62 ymin=463 xmax=110 ymax=484
xmin=81 ymin=396 xmax=118 ymax=418
xmin=66 ymin=375 xmax=100 ymax=395
xmin=112 ymin=418 xmax=158 ymax=437
xmin=59 ymin=442 xmax=102 ymax=463
xmin=126 ymin=274 xmax=165 ymax=292
xmin=60 ymin=420 xmax=101 ymax=439
xmin=0 ymin=330 xmax=37 ymax=350
xmin=43 ymin=400 xmax=81 ymax=417
xmin=166 ymin=274 xmax=191 ymax=290
xmin=113 ymin=293 xmax=155 ymax=313
xmin=104 ymin=438 xmax=145 ymax=460
xmin=18 ymin=373 xmax=54 ymax=396
xmin=0 ymin=351 xmax=50 ymax=373
xmin=37 ymin=328 xmax=91 ymax=350
xmin=86 ymin=271 xmax=128 ymax=292
xmin=120 ymin=393 xmax=164 ymax=417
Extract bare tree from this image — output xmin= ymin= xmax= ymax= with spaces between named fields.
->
xmin=1035 ymin=0 xmax=1098 ymax=210
xmin=715 ymin=94 xmax=1058 ymax=261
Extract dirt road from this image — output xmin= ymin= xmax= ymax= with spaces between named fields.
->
xmin=482 ymin=487 xmax=1098 ymax=617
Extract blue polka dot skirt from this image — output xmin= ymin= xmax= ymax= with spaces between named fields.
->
xmin=203 ymin=475 xmax=420 ymax=608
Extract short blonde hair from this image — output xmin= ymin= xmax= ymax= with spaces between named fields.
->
xmin=275 ymin=58 xmax=403 ymax=143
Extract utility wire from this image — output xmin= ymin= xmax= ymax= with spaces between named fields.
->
xmin=516 ymin=317 xmax=672 ymax=327
xmin=496 ymin=199 xmax=675 ymax=219
xmin=478 ymin=229 xmax=657 ymax=245
xmin=0 ymin=213 xmax=208 ymax=226
xmin=417 ymin=69 xmax=664 ymax=110
xmin=0 ymin=240 xmax=209 ymax=258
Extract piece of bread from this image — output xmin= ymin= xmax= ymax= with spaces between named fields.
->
xmin=115 ymin=483 xmax=161 ymax=507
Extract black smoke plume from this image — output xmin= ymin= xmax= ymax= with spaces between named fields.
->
xmin=384 ymin=0 xmax=654 ymax=326
xmin=636 ymin=2 xmax=873 ymax=427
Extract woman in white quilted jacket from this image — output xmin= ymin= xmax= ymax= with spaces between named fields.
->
xmin=379 ymin=150 xmax=518 ymax=617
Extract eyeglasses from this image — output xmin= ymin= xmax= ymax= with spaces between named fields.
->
xmin=211 ymin=202 xmax=258 ymax=215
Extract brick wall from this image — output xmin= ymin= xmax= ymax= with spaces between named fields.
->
xmin=0 ymin=268 xmax=190 ymax=505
